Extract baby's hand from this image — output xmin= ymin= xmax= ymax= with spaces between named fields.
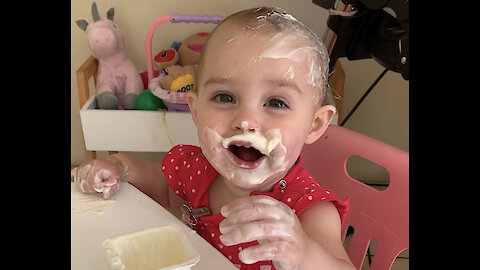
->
xmin=71 ymin=156 xmax=124 ymax=199
xmin=219 ymin=195 xmax=309 ymax=270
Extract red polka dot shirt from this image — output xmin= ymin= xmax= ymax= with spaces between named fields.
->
xmin=162 ymin=145 xmax=349 ymax=270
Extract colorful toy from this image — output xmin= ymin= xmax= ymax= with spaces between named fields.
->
xmin=159 ymin=65 xmax=196 ymax=92
xmin=76 ymin=2 xmax=143 ymax=110
xmin=154 ymin=48 xmax=179 ymax=70
xmin=145 ymin=15 xmax=223 ymax=111
xmin=148 ymin=32 xmax=208 ymax=110
xmin=177 ymin=32 xmax=210 ymax=66
xmin=153 ymin=32 xmax=209 ymax=71
xmin=135 ymin=89 xmax=167 ymax=111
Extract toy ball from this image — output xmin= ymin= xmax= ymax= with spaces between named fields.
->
xmin=154 ymin=48 xmax=179 ymax=70
xmin=135 ymin=89 xmax=167 ymax=111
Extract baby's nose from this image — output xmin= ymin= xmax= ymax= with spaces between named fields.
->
xmin=234 ymin=120 xmax=258 ymax=133
xmin=232 ymin=104 xmax=261 ymax=132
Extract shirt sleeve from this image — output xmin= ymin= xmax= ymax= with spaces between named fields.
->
xmin=293 ymin=187 xmax=349 ymax=225
xmin=161 ymin=145 xmax=216 ymax=207
xmin=161 ymin=145 xmax=200 ymax=201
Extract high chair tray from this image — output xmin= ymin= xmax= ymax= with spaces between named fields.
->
xmin=79 ymin=95 xmax=199 ymax=152
xmin=71 ymin=182 xmax=237 ymax=270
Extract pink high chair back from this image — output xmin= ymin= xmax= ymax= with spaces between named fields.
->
xmin=300 ymin=125 xmax=408 ymax=270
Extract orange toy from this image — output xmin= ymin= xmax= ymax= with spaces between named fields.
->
xmin=177 ymin=32 xmax=209 ymax=66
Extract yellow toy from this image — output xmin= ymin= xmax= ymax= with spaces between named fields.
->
xmin=159 ymin=65 xmax=196 ymax=92
xmin=149 ymin=32 xmax=208 ymax=110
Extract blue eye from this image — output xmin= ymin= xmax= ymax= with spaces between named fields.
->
xmin=264 ymin=98 xmax=289 ymax=109
xmin=213 ymin=93 xmax=235 ymax=103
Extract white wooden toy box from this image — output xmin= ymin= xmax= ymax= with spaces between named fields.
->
xmin=80 ymin=95 xmax=198 ymax=152
xmin=77 ymin=14 xmax=224 ymax=155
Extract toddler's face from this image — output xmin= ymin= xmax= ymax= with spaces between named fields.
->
xmin=188 ymin=25 xmax=333 ymax=191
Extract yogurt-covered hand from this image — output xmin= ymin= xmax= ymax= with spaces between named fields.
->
xmin=219 ymin=195 xmax=312 ymax=270
xmin=71 ymin=156 xmax=124 ymax=199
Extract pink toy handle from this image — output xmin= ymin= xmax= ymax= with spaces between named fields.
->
xmin=145 ymin=14 xmax=223 ymax=84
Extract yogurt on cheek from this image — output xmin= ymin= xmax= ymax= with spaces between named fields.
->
xmin=200 ymin=127 xmax=288 ymax=187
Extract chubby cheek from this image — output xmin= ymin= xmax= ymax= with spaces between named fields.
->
xmin=198 ymin=123 xmax=223 ymax=150
xmin=196 ymin=116 xmax=231 ymax=163
xmin=195 ymin=109 xmax=217 ymax=139
xmin=279 ymin=130 xmax=307 ymax=161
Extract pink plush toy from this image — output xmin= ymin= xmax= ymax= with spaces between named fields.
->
xmin=76 ymin=2 xmax=143 ymax=109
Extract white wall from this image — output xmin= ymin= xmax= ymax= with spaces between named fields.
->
xmin=340 ymin=58 xmax=409 ymax=153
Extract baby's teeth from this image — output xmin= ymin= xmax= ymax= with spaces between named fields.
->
xmin=235 ymin=144 xmax=249 ymax=148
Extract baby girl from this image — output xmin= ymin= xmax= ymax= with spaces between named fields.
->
xmin=73 ymin=7 xmax=354 ymax=270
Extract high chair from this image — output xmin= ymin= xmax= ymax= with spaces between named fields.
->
xmin=300 ymin=125 xmax=409 ymax=270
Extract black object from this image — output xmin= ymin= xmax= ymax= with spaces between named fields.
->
xmin=313 ymin=0 xmax=409 ymax=80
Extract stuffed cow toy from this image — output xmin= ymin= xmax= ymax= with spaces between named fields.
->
xmin=76 ymin=2 xmax=143 ymax=109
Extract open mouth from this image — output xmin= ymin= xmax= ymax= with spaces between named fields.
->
xmin=226 ymin=143 xmax=266 ymax=169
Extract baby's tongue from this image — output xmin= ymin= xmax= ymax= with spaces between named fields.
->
xmin=229 ymin=145 xmax=263 ymax=162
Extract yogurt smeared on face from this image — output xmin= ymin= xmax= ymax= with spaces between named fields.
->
xmin=201 ymin=127 xmax=288 ymax=187
xmin=222 ymin=133 xmax=281 ymax=157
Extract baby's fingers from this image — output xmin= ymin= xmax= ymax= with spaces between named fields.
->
xmin=71 ymin=167 xmax=78 ymax=178
xmin=219 ymin=220 xmax=292 ymax=246
xmin=100 ymin=178 xmax=119 ymax=199
xmin=219 ymin=202 xmax=294 ymax=236
xmin=221 ymin=195 xmax=279 ymax=218
xmin=72 ymin=158 xmax=122 ymax=198
xmin=73 ymin=164 xmax=95 ymax=193
xmin=238 ymin=240 xmax=297 ymax=267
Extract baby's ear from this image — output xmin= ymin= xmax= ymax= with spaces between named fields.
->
xmin=187 ymin=91 xmax=199 ymax=125
xmin=305 ymin=105 xmax=336 ymax=144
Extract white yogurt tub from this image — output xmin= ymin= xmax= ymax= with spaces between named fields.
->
xmin=102 ymin=224 xmax=200 ymax=270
